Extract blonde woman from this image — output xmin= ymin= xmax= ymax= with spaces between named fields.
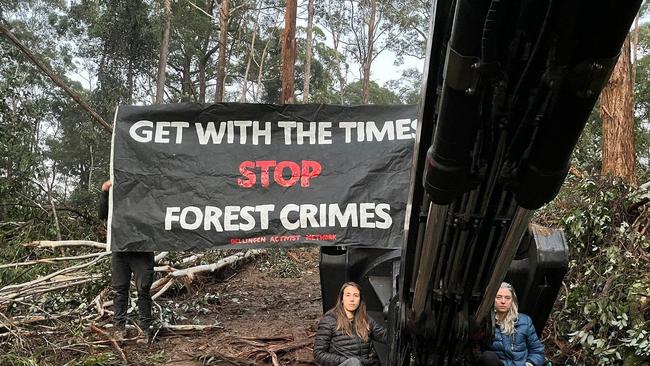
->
xmin=314 ymin=282 xmax=387 ymax=366
xmin=479 ymin=282 xmax=545 ymax=366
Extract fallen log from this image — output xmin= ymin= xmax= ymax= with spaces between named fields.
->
xmin=169 ymin=249 xmax=263 ymax=278
xmin=164 ymin=324 xmax=223 ymax=331
xmin=4 ymin=277 xmax=101 ymax=304
xmin=0 ymin=252 xmax=107 ymax=269
xmin=0 ymin=254 xmax=109 ymax=293
xmin=24 ymin=240 xmax=107 ymax=249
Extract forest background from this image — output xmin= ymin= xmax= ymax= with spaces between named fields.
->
xmin=1 ymin=0 xmax=649 ymax=365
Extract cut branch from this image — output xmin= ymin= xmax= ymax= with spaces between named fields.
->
xmin=0 ymin=254 xmax=109 ymax=293
xmin=0 ymin=252 xmax=107 ymax=269
xmin=25 ymin=240 xmax=107 ymax=249
xmin=91 ymin=324 xmax=128 ymax=364
xmin=168 ymin=249 xmax=262 ymax=278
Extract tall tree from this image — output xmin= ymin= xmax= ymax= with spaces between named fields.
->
xmin=600 ymin=34 xmax=637 ymax=185
xmin=384 ymin=0 xmax=430 ymax=61
xmin=315 ymin=0 xmax=349 ymax=104
xmin=280 ymin=0 xmax=296 ymax=104
xmin=361 ymin=0 xmax=376 ymax=104
xmin=342 ymin=80 xmax=400 ymax=104
xmin=197 ymin=0 xmax=217 ymax=103
xmin=155 ymin=0 xmax=172 ymax=104
xmin=215 ymin=0 xmax=229 ymax=102
xmin=302 ymin=0 xmax=314 ymax=103
xmin=343 ymin=0 xmax=397 ymax=105
xmin=241 ymin=4 xmax=261 ymax=102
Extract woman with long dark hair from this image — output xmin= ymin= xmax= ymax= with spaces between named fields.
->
xmin=478 ymin=282 xmax=545 ymax=366
xmin=313 ymin=282 xmax=387 ymax=366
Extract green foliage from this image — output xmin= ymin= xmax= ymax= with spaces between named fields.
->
xmin=571 ymin=108 xmax=603 ymax=175
xmin=63 ymin=352 xmax=119 ymax=366
xmin=257 ymin=248 xmax=301 ymax=278
xmin=0 ymin=354 xmax=39 ymax=366
xmin=383 ymin=0 xmax=431 ymax=62
xmin=540 ymin=177 xmax=650 ymax=365
xmin=341 ymin=80 xmax=402 ymax=105
xmin=385 ymin=68 xmax=423 ymax=104
xmin=46 ymin=99 xmax=111 ymax=191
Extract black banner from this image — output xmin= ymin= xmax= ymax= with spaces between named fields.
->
xmin=108 ymin=103 xmax=417 ymax=251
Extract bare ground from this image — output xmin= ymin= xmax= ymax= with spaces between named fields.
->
xmin=123 ymin=248 xmax=323 ymax=365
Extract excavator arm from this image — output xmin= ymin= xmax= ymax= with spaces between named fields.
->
xmin=319 ymin=1 xmax=642 ymax=365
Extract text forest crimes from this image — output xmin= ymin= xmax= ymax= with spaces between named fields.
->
xmin=164 ymin=202 xmax=393 ymax=232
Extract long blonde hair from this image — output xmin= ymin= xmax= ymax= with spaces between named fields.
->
xmin=495 ymin=282 xmax=519 ymax=335
xmin=327 ymin=282 xmax=370 ymax=341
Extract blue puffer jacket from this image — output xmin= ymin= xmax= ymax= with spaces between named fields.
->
xmin=489 ymin=313 xmax=545 ymax=366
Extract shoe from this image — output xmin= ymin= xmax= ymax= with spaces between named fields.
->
xmin=136 ymin=326 xmax=156 ymax=344
xmin=146 ymin=329 xmax=155 ymax=344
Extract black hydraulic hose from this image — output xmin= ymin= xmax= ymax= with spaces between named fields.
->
xmin=505 ymin=82 xmax=552 ymax=164
xmin=504 ymin=0 xmax=556 ymax=164
xmin=481 ymin=0 xmax=505 ymax=64
xmin=472 ymin=190 xmax=510 ymax=294
xmin=510 ymin=0 xmax=555 ymax=107
xmin=447 ymin=189 xmax=479 ymax=290
xmin=462 ymin=131 xmax=508 ymax=292
xmin=442 ymin=192 xmax=470 ymax=289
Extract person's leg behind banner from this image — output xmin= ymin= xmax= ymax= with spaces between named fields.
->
xmin=111 ymin=252 xmax=131 ymax=341
xmin=132 ymin=251 xmax=155 ymax=342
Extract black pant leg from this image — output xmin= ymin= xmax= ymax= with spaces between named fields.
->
xmin=131 ymin=252 xmax=155 ymax=329
xmin=111 ymin=252 xmax=132 ymax=327
xmin=477 ymin=351 xmax=504 ymax=366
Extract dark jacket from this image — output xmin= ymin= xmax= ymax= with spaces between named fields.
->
xmin=313 ymin=312 xmax=387 ymax=366
xmin=99 ymin=190 xmax=109 ymax=220
xmin=489 ymin=313 xmax=545 ymax=366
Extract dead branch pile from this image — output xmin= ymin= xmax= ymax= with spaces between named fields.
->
xmin=196 ymin=333 xmax=315 ymax=366
xmin=0 ymin=241 xmax=263 ymax=346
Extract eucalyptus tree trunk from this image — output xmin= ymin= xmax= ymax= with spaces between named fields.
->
xmin=361 ymin=0 xmax=377 ymax=104
xmin=321 ymin=0 xmax=346 ymax=103
xmin=242 ymin=8 xmax=260 ymax=102
xmin=215 ymin=0 xmax=230 ymax=102
xmin=255 ymin=35 xmax=273 ymax=102
xmin=199 ymin=1 xmax=217 ymax=103
xmin=333 ymin=35 xmax=345 ymax=104
xmin=303 ymin=0 xmax=314 ymax=103
xmin=181 ymin=54 xmax=192 ymax=102
xmin=155 ymin=0 xmax=172 ymax=104
xmin=600 ymin=34 xmax=637 ymax=185
xmin=280 ymin=0 xmax=297 ymax=104
xmin=198 ymin=54 xmax=208 ymax=103
xmin=127 ymin=59 xmax=135 ymax=104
